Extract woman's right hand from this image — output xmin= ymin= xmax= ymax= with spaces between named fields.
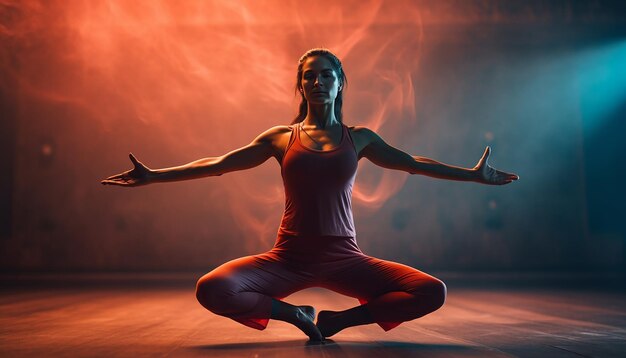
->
xmin=101 ymin=153 xmax=154 ymax=187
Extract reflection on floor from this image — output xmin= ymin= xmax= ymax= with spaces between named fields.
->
xmin=1 ymin=273 xmax=625 ymax=357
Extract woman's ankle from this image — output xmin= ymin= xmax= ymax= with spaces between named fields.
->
xmin=346 ymin=304 xmax=375 ymax=326
xmin=270 ymin=298 xmax=295 ymax=322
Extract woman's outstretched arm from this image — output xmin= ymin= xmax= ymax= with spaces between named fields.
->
xmin=357 ymin=127 xmax=519 ymax=185
xmin=101 ymin=126 xmax=286 ymax=186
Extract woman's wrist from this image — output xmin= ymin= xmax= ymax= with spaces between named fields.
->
xmin=146 ymin=169 xmax=161 ymax=183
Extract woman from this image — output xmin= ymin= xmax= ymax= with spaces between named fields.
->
xmin=102 ymin=48 xmax=518 ymax=342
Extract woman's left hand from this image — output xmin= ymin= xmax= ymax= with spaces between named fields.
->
xmin=472 ymin=146 xmax=519 ymax=185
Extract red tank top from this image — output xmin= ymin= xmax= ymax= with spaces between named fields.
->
xmin=278 ymin=123 xmax=358 ymax=237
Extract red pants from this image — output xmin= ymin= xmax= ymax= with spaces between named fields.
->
xmin=195 ymin=235 xmax=446 ymax=331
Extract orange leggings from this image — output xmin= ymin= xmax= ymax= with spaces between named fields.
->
xmin=195 ymin=235 xmax=446 ymax=331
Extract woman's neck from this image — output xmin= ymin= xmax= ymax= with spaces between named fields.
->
xmin=304 ymin=103 xmax=339 ymax=129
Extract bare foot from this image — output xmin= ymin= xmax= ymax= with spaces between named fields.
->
xmin=294 ymin=305 xmax=323 ymax=341
xmin=316 ymin=310 xmax=343 ymax=338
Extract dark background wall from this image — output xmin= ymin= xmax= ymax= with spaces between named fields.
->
xmin=1 ymin=0 xmax=625 ymax=272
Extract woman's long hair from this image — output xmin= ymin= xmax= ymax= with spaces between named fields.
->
xmin=292 ymin=48 xmax=347 ymax=124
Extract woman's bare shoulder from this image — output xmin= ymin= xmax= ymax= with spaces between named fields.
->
xmin=267 ymin=124 xmax=295 ymax=134
xmin=255 ymin=125 xmax=295 ymax=160
xmin=347 ymin=125 xmax=380 ymax=156
xmin=348 ymin=125 xmax=378 ymax=140
xmin=255 ymin=124 xmax=294 ymax=142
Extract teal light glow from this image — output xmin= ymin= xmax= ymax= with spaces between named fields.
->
xmin=577 ymin=41 xmax=626 ymax=128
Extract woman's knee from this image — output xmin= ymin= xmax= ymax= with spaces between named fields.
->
xmin=195 ymin=274 xmax=237 ymax=313
xmin=425 ymin=278 xmax=447 ymax=311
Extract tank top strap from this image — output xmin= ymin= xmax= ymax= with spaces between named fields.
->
xmin=343 ymin=124 xmax=357 ymax=154
xmin=280 ymin=124 xmax=299 ymax=165
xmin=287 ymin=124 xmax=299 ymax=150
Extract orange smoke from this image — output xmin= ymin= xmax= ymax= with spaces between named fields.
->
xmin=3 ymin=0 xmax=425 ymax=246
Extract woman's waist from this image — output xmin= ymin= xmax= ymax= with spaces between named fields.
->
xmin=278 ymin=210 xmax=356 ymax=238
xmin=271 ymin=234 xmax=363 ymax=261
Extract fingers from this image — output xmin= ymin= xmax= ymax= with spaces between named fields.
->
xmin=129 ymin=153 xmax=139 ymax=166
xmin=480 ymin=168 xmax=518 ymax=185
xmin=101 ymin=179 xmax=129 ymax=186
xmin=101 ymin=172 xmax=132 ymax=185
xmin=477 ymin=146 xmax=491 ymax=168
xmin=490 ymin=170 xmax=519 ymax=185
xmin=495 ymin=169 xmax=519 ymax=181
xmin=104 ymin=173 xmax=125 ymax=180
xmin=104 ymin=168 xmax=135 ymax=181
xmin=482 ymin=146 xmax=491 ymax=161
xmin=101 ymin=178 xmax=138 ymax=186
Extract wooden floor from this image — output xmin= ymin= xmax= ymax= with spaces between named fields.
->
xmin=1 ymin=275 xmax=625 ymax=357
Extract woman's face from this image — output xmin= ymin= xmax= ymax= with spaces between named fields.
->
xmin=300 ymin=55 xmax=342 ymax=105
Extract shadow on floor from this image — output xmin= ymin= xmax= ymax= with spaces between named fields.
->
xmin=191 ymin=339 xmax=477 ymax=354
